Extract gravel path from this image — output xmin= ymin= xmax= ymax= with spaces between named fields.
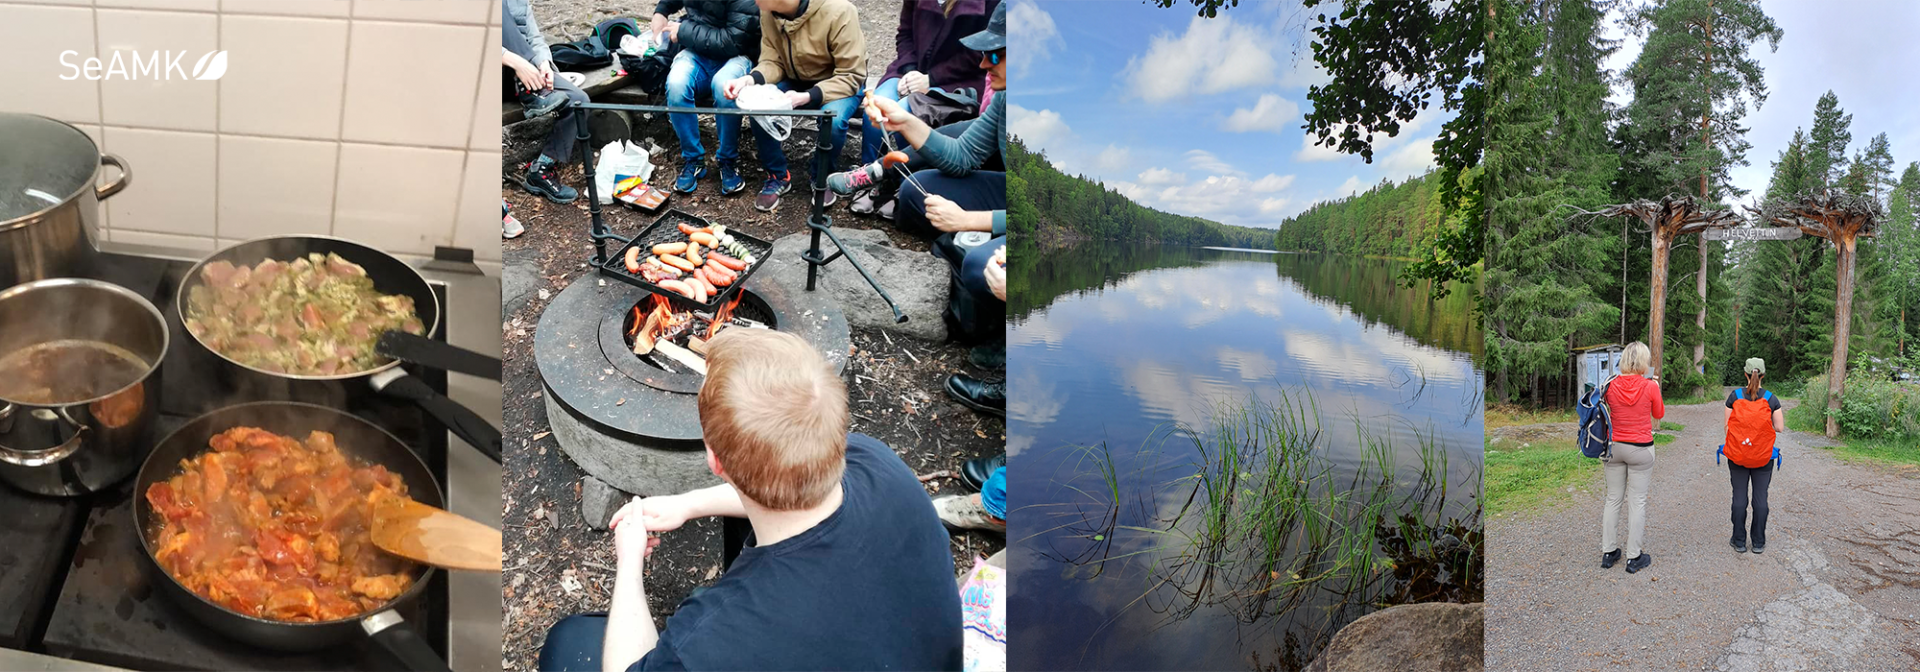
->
xmin=1486 ymin=399 xmax=1920 ymax=671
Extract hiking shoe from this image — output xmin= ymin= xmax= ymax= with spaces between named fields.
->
xmin=827 ymin=161 xmax=883 ymax=195
xmin=754 ymin=171 xmax=791 ymax=211
xmin=503 ymin=206 xmax=525 ymax=239
xmin=519 ymin=87 xmax=569 ymax=118
xmin=718 ymin=162 xmax=745 ymax=195
xmin=945 ymin=374 xmax=1005 ymax=418
xmin=520 ymin=158 xmax=578 ymax=204
xmin=932 ymin=494 xmax=1004 ymax=534
xmin=1625 ymin=553 xmax=1653 ymax=574
xmin=960 ymin=453 xmax=1006 ymax=492
xmin=969 ymin=344 xmax=1005 ymax=370
xmin=1731 ymin=537 xmax=1748 ymax=553
xmin=1752 ymin=543 xmax=1765 ymax=554
xmin=674 ymin=162 xmax=708 ymax=194
xmin=1600 ymin=549 xmax=1622 ymax=569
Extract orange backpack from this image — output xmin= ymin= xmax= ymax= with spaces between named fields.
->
xmin=1724 ymin=389 xmax=1776 ymax=468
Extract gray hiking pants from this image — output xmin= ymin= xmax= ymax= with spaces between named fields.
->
xmin=1602 ymin=442 xmax=1656 ymax=558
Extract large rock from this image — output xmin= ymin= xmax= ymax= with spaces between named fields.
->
xmin=759 ymin=228 xmax=949 ymax=341
xmin=1306 ymin=602 xmax=1484 ymax=672
xmin=502 ymin=246 xmax=542 ymax=318
xmin=579 ymin=475 xmax=628 ymax=531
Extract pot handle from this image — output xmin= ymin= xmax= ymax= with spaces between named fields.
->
xmin=97 ymin=153 xmax=130 ymax=200
xmin=0 ymin=404 xmax=89 ymax=467
xmin=360 ymin=610 xmax=453 ymax=672
xmin=371 ymin=369 xmax=503 ymax=463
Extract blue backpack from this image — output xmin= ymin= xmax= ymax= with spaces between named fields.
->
xmin=1576 ymin=380 xmax=1613 ymax=459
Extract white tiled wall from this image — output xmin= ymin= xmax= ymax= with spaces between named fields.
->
xmin=0 ymin=0 xmax=502 ymax=263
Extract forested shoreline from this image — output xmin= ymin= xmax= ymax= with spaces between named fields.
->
xmin=1006 ymin=138 xmax=1276 ymax=249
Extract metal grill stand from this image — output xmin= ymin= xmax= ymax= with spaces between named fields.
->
xmin=571 ymin=101 xmax=908 ymax=323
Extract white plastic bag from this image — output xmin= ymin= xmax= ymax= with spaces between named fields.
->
xmin=734 ymin=84 xmax=794 ymax=141
xmin=960 ymin=556 xmax=1005 ymax=672
xmin=593 ymin=140 xmax=653 ymax=204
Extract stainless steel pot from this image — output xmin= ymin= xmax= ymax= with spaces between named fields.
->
xmin=0 ymin=278 xmax=166 ymax=496
xmin=0 ymin=113 xmax=130 ymax=289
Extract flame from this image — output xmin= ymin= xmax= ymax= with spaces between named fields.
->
xmin=629 ymin=295 xmax=682 ymax=344
xmin=708 ymin=292 xmax=744 ymax=339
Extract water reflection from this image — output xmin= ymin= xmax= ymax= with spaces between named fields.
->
xmin=1008 ymin=244 xmax=1484 ymax=671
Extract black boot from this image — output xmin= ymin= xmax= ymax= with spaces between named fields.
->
xmin=944 ymin=374 xmax=1004 ymax=418
xmin=520 ymin=157 xmax=578 ymax=204
xmin=1625 ymin=552 xmax=1653 ymax=574
xmin=961 ymin=453 xmax=1007 ymax=492
xmin=1601 ymin=549 xmax=1622 ymax=569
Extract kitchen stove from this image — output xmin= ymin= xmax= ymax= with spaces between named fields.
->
xmin=0 ymin=250 xmax=454 ymax=670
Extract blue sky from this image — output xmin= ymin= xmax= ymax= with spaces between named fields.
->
xmin=1008 ymin=0 xmax=1450 ymax=229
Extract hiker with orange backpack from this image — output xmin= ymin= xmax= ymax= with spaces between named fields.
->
xmin=1723 ymin=358 xmax=1786 ymax=554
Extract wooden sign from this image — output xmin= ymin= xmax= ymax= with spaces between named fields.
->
xmin=1704 ymin=227 xmax=1803 ymax=241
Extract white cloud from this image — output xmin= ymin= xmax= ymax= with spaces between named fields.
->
xmin=1137 ymin=167 xmax=1188 ymax=186
xmin=1008 ymin=104 xmax=1071 ymax=156
xmin=1093 ymin=144 xmax=1133 ymax=172
xmin=1184 ymin=149 xmax=1241 ymax=176
xmin=1122 ymin=16 xmax=1279 ymax=103
xmin=1222 ymin=94 xmax=1300 ymax=134
xmin=1292 ymin=107 xmax=1443 ymax=162
xmin=1379 ymin=137 xmax=1438 ymax=181
xmin=1278 ymin=51 xmax=1332 ymax=89
xmin=1337 ymin=175 xmax=1363 ymax=198
xmin=1008 ymin=0 xmax=1061 ymax=62
xmin=1249 ymin=173 xmax=1295 ymax=192
xmin=1130 ymin=173 xmax=1299 ymax=228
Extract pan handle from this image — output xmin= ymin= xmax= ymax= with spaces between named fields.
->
xmin=371 ymin=369 xmax=503 ymax=463
xmin=360 ymin=610 xmax=452 ymax=672
xmin=97 ymin=153 xmax=130 ymax=200
xmin=378 ymin=331 xmax=503 ymax=381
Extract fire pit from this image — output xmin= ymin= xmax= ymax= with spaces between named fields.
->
xmin=534 ymin=273 xmax=849 ymax=495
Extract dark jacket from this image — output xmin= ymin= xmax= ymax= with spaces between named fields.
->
xmin=657 ymin=0 xmax=760 ymax=61
xmin=882 ymin=0 xmax=997 ymax=91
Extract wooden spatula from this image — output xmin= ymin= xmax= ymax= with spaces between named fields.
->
xmin=370 ymin=494 xmax=503 ymax=572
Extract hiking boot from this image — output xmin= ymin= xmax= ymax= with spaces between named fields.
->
xmin=518 ymin=87 xmax=569 ymax=118
xmin=718 ymin=162 xmax=745 ymax=195
xmin=520 ymin=158 xmax=578 ymax=204
xmin=960 ymin=453 xmax=1006 ymax=492
xmin=754 ymin=171 xmax=791 ymax=212
xmin=1624 ymin=552 xmax=1653 ymax=574
xmin=932 ymin=494 xmax=1004 ymax=534
xmin=945 ymin=374 xmax=1005 ymax=418
xmin=1600 ymin=549 xmax=1622 ymax=569
xmin=827 ymin=161 xmax=883 ymax=195
xmin=674 ymin=162 xmax=708 ymax=194
xmin=970 ymin=344 xmax=1005 ymax=370
xmin=1730 ymin=537 xmax=1748 ymax=553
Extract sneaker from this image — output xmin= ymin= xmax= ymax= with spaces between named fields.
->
xmin=674 ymin=162 xmax=708 ymax=194
xmin=960 ymin=453 xmax=1006 ymax=492
xmin=1731 ymin=537 xmax=1748 ymax=553
xmin=969 ymin=344 xmax=1006 ymax=370
xmin=1624 ymin=552 xmax=1653 ymax=574
xmin=818 ymin=188 xmax=837 ymax=208
xmin=1600 ymin=549 xmax=1622 ymax=569
xmin=502 ymin=206 xmax=525 ymax=239
xmin=876 ymin=198 xmax=896 ymax=220
xmin=945 ymin=374 xmax=1005 ymax=418
xmin=754 ymin=171 xmax=791 ymax=212
xmin=718 ymin=162 xmax=745 ymax=195
xmin=520 ymin=158 xmax=578 ymax=204
xmin=518 ymin=87 xmax=569 ymax=118
xmin=827 ymin=161 xmax=883 ymax=195
xmin=932 ymin=494 xmax=1005 ymax=534
xmin=1752 ymin=543 xmax=1766 ymax=554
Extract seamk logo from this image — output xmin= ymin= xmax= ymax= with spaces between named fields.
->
xmin=58 ymin=50 xmax=228 ymax=81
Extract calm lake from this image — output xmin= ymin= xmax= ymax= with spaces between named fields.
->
xmin=1006 ymin=243 xmax=1484 ymax=671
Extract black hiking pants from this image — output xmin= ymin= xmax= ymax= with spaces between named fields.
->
xmin=1729 ymin=461 xmax=1774 ymax=547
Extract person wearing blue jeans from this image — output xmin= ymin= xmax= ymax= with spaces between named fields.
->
xmin=652 ymin=0 xmax=760 ymax=195
xmin=665 ymin=52 xmax=754 ymax=194
xmin=859 ymin=77 xmax=911 ymax=164
xmin=726 ymin=79 xmax=863 ymax=210
xmin=719 ymin=0 xmax=869 ymax=213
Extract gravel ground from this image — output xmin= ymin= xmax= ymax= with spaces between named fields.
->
xmin=499 ymin=2 xmax=1004 ymax=669
xmin=1486 ymin=399 xmax=1920 ymax=671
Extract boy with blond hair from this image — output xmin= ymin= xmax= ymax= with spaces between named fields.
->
xmin=586 ymin=328 xmax=961 ymax=671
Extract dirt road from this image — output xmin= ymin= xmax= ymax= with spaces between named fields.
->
xmin=1486 ymin=399 xmax=1920 ymax=671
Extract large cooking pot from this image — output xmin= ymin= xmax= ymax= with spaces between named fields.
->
xmin=0 ymin=113 xmax=130 ymax=288
xmin=0 ymin=278 xmax=166 ymax=496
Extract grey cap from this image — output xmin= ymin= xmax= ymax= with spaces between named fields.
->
xmin=961 ymin=1 xmax=1006 ymax=52
xmin=1744 ymin=358 xmax=1766 ymax=375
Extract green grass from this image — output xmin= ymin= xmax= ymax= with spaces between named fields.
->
xmin=1651 ymin=433 xmax=1676 ymax=445
xmin=1484 ymin=438 xmax=1596 ymax=517
xmin=1787 ymin=400 xmax=1920 ymax=468
xmin=1659 ymin=420 xmax=1685 ymax=432
xmin=1486 ymin=404 xmax=1574 ymax=429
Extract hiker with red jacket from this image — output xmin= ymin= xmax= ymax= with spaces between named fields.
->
xmin=1600 ymin=341 xmax=1663 ymax=574
xmin=1724 ymin=358 xmax=1786 ymax=555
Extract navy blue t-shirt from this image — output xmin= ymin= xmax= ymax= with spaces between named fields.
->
xmin=632 ymin=433 xmax=963 ymax=671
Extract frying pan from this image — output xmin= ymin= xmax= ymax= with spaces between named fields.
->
xmin=133 ymin=402 xmax=449 ymax=671
xmin=176 ymin=235 xmax=501 ymax=462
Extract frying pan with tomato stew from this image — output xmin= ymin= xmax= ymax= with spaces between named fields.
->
xmin=134 ymin=402 xmax=449 ymax=671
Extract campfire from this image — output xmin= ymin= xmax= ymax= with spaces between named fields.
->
xmin=626 ymin=292 xmax=764 ymax=375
